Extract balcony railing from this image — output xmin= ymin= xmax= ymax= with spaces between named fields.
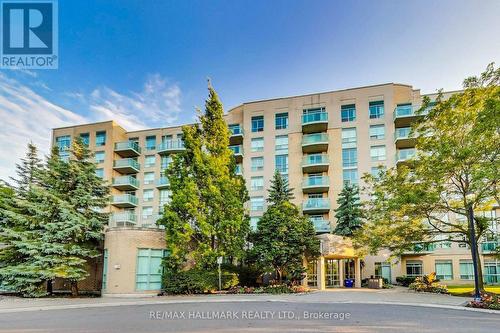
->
xmin=157 ymin=139 xmax=185 ymax=154
xmin=302 ymin=198 xmax=330 ymax=211
xmin=481 ymin=241 xmax=499 ymax=253
xmin=229 ymin=145 xmax=243 ymax=155
xmin=396 ymin=148 xmax=416 ymax=162
xmin=311 ymin=219 xmax=331 ymax=233
xmin=302 ymin=133 xmax=329 ymax=145
xmin=230 ymin=126 xmax=243 ymax=136
xmin=112 ymin=194 xmax=138 ymax=206
xmin=394 ymin=104 xmax=431 ymax=119
xmin=156 ymin=177 xmax=170 ymax=188
xmin=114 ymin=141 xmax=141 ymax=155
xmin=303 ymin=176 xmax=329 ymax=188
xmin=302 ymin=112 xmax=328 ymax=124
xmin=109 ymin=212 xmax=137 ymax=225
xmin=113 ymin=158 xmax=140 ymax=171
xmin=394 ymin=127 xmax=413 ymax=140
xmin=111 ymin=176 xmax=139 ymax=189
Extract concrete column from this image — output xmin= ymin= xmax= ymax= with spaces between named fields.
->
xmin=354 ymin=258 xmax=361 ymax=288
xmin=338 ymin=259 xmax=344 ymax=287
xmin=317 ymin=256 xmax=326 ymax=290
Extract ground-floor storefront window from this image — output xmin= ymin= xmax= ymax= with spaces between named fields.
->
xmin=375 ymin=262 xmax=391 ymax=281
xmin=136 ymin=248 xmax=165 ymax=291
xmin=307 ymin=260 xmax=318 ymax=287
xmin=325 ymin=259 xmax=340 ymax=287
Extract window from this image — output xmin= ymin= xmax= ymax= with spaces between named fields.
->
xmin=406 ymin=261 xmax=423 ymax=277
xmin=95 ymin=131 xmax=106 ymax=146
xmin=250 ymin=197 xmax=264 ymax=211
xmin=135 ymin=248 xmax=165 ymax=290
xmin=275 ymin=112 xmax=288 ymax=130
xmin=159 ymin=189 xmax=171 ymax=207
xmin=235 ymin=164 xmax=242 ymax=175
xmin=251 ymin=157 xmax=264 ymax=172
xmin=342 ymin=148 xmax=357 ymax=168
xmin=142 ymin=206 xmax=153 ymax=219
xmin=229 ymin=124 xmax=242 ymax=135
xmin=145 ymin=155 xmax=156 ymax=168
xmin=342 ymin=169 xmax=358 ymax=186
xmin=484 ymin=260 xmax=500 ymax=284
xmin=375 ymin=262 xmax=392 ymax=281
xmin=251 ymin=176 xmax=264 ymax=191
xmin=370 ymin=145 xmax=386 ymax=161
xmin=95 ymin=151 xmax=105 ymax=163
xmin=275 ymin=154 xmax=288 ymax=174
xmin=80 ymin=133 xmax=90 ymax=146
xmin=369 ymin=124 xmax=385 ymax=140
xmin=251 ymin=137 xmax=264 ymax=152
xmin=370 ymin=166 xmax=386 ymax=178
xmin=143 ymin=189 xmax=154 ymax=202
xmin=341 ymin=128 xmax=357 ymax=148
xmin=56 ymin=135 xmax=71 ymax=151
xmin=275 ymin=135 xmax=288 ymax=153
xmin=341 ymin=104 xmax=356 ymax=122
xmin=145 ymin=136 xmax=156 ymax=150
xmin=369 ymin=101 xmax=384 ymax=119
xmin=435 ymin=260 xmax=453 ymax=280
xmin=144 ymin=172 xmax=155 ymax=185
xmin=251 ymin=115 xmax=264 ymax=132
xmin=459 ymin=260 xmax=474 ymax=280
xmin=95 ymin=168 xmax=104 ymax=178
xmin=161 ymin=156 xmax=172 ymax=171
xmin=250 ymin=217 xmax=260 ymax=231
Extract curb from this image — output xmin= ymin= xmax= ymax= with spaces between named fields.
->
xmin=0 ymin=297 xmax=499 ymax=315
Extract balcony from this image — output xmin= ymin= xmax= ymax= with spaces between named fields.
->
xmin=111 ymin=176 xmax=139 ymax=190
xmin=311 ymin=219 xmax=331 ymax=234
xmin=113 ymin=158 xmax=140 ymax=174
xmin=229 ymin=125 xmax=244 ymax=145
xmin=396 ymin=148 xmax=416 ymax=165
xmin=302 ymin=176 xmax=330 ymax=194
xmin=235 ymin=164 xmax=243 ymax=175
xmin=394 ymin=104 xmax=430 ymax=127
xmin=229 ymin=145 xmax=243 ymax=163
xmin=302 ymin=154 xmax=329 ymax=173
xmin=302 ymin=133 xmax=329 ymax=153
xmin=302 ymin=111 xmax=328 ymax=133
xmin=394 ymin=127 xmax=416 ymax=149
xmin=114 ymin=141 xmax=141 ymax=157
xmin=157 ymin=139 xmax=185 ymax=155
xmin=109 ymin=211 xmax=137 ymax=227
xmin=111 ymin=194 xmax=138 ymax=208
xmin=302 ymin=198 xmax=330 ymax=214
xmin=481 ymin=241 xmax=499 ymax=253
xmin=156 ymin=177 xmax=170 ymax=189
xmin=402 ymin=243 xmax=436 ymax=255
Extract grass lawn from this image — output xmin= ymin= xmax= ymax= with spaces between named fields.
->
xmin=447 ymin=284 xmax=500 ymax=296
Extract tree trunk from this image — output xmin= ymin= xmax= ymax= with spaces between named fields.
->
xmin=70 ymin=281 xmax=79 ymax=297
xmin=475 ymin=245 xmax=485 ymax=291
xmin=46 ymin=280 xmax=53 ymax=295
xmin=276 ymin=269 xmax=282 ymax=284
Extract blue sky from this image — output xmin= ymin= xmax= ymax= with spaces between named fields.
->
xmin=0 ymin=0 xmax=499 ymax=179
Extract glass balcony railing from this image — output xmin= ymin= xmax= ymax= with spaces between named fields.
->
xmin=110 ymin=212 xmax=137 ymax=224
xmin=302 ymin=133 xmax=329 ymax=145
xmin=302 ymin=198 xmax=330 ymax=210
xmin=112 ymin=176 xmax=139 ymax=188
xmin=303 ymin=176 xmax=329 ymax=188
xmin=158 ymin=139 xmax=185 ymax=152
xmin=396 ymin=148 xmax=416 ymax=162
xmin=114 ymin=141 xmax=141 ymax=154
xmin=411 ymin=243 xmax=436 ymax=253
xmin=156 ymin=177 xmax=169 ymax=187
xmin=302 ymin=154 xmax=329 ymax=166
xmin=394 ymin=104 xmax=431 ymax=119
xmin=481 ymin=241 xmax=499 ymax=252
xmin=230 ymin=126 xmax=243 ymax=136
xmin=113 ymin=158 xmax=140 ymax=170
xmin=394 ymin=127 xmax=413 ymax=140
xmin=311 ymin=219 xmax=331 ymax=233
xmin=302 ymin=112 xmax=328 ymax=124
xmin=229 ymin=145 xmax=243 ymax=155
xmin=112 ymin=194 xmax=138 ymax=206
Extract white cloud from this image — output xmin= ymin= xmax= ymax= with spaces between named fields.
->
xmin=0 ymin=73 xmax=182 ymax=180
xmin=87 ymin=74 xmax=182 ymax=131
xmin=0 ymin=73 xmax=87 ymax=180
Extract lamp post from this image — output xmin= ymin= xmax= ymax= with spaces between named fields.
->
xmin=466 ymin=200 xmax=481 ymax=302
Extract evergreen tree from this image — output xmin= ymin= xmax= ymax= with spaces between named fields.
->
xmin=9 ymin=142 xmax=42 ymax=196
xmin=267 ymin=170 xmax=294 ymax=205
xmin=160 ymin=84 xmax=249 ymax=272
xmin=0 ymin=140 xmax=109 ymax=296
xmin=333 ymin=184 xmax=363 ymax=237
xmin=251 ymin=171 xmax=319 ymax=283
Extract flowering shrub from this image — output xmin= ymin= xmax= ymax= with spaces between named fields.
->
xmin=408 ymin=272 xmax=448 ymax=294
xmin=467 ymin=293 xmax=500 ymax=310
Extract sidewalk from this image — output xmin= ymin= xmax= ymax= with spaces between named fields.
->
xmin=0 ymin=287 xmax=483 ymax=314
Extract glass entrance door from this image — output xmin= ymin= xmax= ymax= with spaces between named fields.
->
xmin=325 ymin=259 xmax=340 ymax=287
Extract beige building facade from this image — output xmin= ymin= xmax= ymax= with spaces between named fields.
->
xmin=52 ymin=83 xmax=499 ymax=294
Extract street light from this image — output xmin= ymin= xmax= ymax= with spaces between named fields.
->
xmin=466 ymin=192 xmax=481 ymax=302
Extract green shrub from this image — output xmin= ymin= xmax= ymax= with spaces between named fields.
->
xmin=396 ymin=276 xmax=417 ymax=287
xmin=162 ymin=269 xmax=238 ymax=294
xmin=408 ymin=272 xmax=448 ymax=294
xmin=222 ymin=264 xmax=261 ymax=287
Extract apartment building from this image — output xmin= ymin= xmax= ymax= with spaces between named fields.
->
xmin=51 ymin=83 xmax=499 ymax=294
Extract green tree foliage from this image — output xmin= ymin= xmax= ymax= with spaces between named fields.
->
xmin=251 ymin=171 xmax=320 ymax=283
xmin=9 ymin=142 xmax=42 ymax=196
xmin=0 ymin=139 xmax=109 ymax=296
xmin=333 ymin=184 xmax=363 ymax=237
xmin=357 ymin=64 xmax=500 ymax=290
xmin=160 ymin=85 xmax=249 ymax=273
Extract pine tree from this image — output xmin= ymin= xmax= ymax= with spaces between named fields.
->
xmin=9 ymin=142 xmax=42 ymax=196
xmin=160 ymin=83 xmax=249 ymax=272
xmin=251 ymin=170 xmax=319 ymax=283
xmin=267 ymin=171 xmax=294 ymax=205
xmin=333 ymin=184 xmax=363 ymax=237
xmin=0 ymin=139 xmax=109 ymax=296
